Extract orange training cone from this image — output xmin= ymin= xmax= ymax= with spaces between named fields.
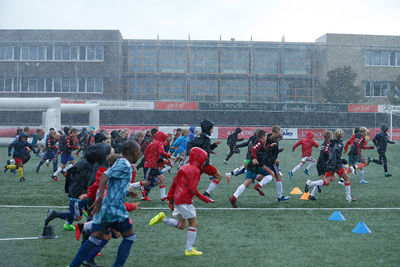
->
xmin=290 ymin=187 xmax=303 ymax=195
xmin=300 ymin=192 xmax=310 ymax=200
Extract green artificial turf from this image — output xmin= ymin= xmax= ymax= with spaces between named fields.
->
xmin=0 ymin=139 xmax=399 ymax=267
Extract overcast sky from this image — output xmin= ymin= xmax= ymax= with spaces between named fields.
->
xmin=0 ymin=0 xmax=398 ymax=42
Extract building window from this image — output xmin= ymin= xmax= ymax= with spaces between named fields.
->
xmin=190 ymin=48 xmax=218 ymax=73
xmin=280 ymin=78 xmax=312 ymax=102
xmin=366 ymin=50 xmax=400 ymax=66
xmin=189 ymin=77 xmax=218 ymax=101
xmin=221 ymin=47 xmax=248 ymax=74
xmin=365 ymin=81 xmax=390 ymax=97
xmin=253 ymin=47 xmax=278 ymax=75
xmin=220 ymin=78 xmax=248 ymax=102
xmin=129 ymin=77 xmax=157 ymax=100
xmin=252 ymin=79 xmax=278 ymax=102
xmin=159 ymin=46 xmax=186 ymax=73
xmin=281 ymin=46 xmax=310 ymax=75
xmin=159 ymin=77 xmax=186 ymax=101
xmin=127 ymin=46 xmax=157 ymax=73
xmin=0 ymin=46 xmax=15 ymax=60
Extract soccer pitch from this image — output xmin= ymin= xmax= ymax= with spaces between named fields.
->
xmin=0 ymin=140 xmax=399 ymax=267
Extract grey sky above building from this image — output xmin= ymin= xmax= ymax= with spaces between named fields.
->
xmin=1 ymin=0 xmax=399 ymax=42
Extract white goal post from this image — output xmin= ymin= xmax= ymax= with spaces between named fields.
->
xmin=0 ymin=97 xmax=61 ymax=133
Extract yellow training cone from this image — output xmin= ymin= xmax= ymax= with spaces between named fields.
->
xmin=300 ymin=192 xmax=310 ymax=200
xmin=290 ymin=187 xmax=303 ymax=195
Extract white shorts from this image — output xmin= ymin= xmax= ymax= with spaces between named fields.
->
xmin=172 ymin=204 xmax=196 ymax=219
xmin=301 ymin=156 xmax=315 ymax=163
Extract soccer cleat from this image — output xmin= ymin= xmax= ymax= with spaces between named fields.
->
xmin=83 ymin=210 xmax=88 ymax=217
xmin=82 ymin=259 xmax=100 ymax=267
xmin=36 ymin=166 xmax=40 ymax=173
xmin=4 ymin=165 xmax=8 ymax=173
xmin=141 ymin=196 xmax=152 ymax=201
xmin=254 ymin=184 xmax=265 ymax=196
xmin=185 ymin=248 xmax=203 ymax=256
xmin=225 ymin=173 xmax=231 ymax=184
xmin=304 ymin=180 xmax=311 ymax=193
xmin=347 ymin=195 xmax=358 ymax=203
xmin=385 ymin=173 xmax=392 ymax=177
xmin=61 ymin=171 xmax=67 ymax=177
xmin=224 ymin=160 xmax=229 ymax=164
xmin=304 ymin=169 xmax=310 ymax=176
xmin=63 ymin=223 xmax=76 ymax=231
xmin=51 ymin=175 xmax=59 ymax=181
xmin=288 ymin=171 xmax=293 ymax=179
xmin=75 ymin=223 xmax=84 ymax=241
xmin=317 ymin=186 xmax=322 ymax=193
xmin=278 ymin=196 xmax=290 ymax=202
xmin=229 ymin=197 xmax=238 ymax=208
xmin=338 ymin=178 xmax=345 ymax=187
xmin=19 ymin=177 xmax=26 ymax=182
xmin=360 ymin=180 xmax=369 ymax=184
xmin=308 ymin=195 xmax=317 ymax=201
xmin=203 ymin=192 xmax=211 ymax=198
xmin=45 ymin=209 xmax=57 ymax=225
xmin=149 ymin=212 xmax=166 ymax=226
xmin=161 ymin=197 xmax=167 ymax=201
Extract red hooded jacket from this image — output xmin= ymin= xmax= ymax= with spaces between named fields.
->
xmin=144 ymin=131 xmax=171 ymax=169
xmin=292 ymin=131 xmax=319 ymax=157
xmin=167 ymin=147 xmax=213 ymax=205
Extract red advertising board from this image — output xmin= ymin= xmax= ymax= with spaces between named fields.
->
xmin=61 ymin=98 xmax=85 ymax=104
xmin=297 ymin=129 xmax=326 ymax=140
xmin=218 ymin=127 xmax=272 ymax=139
xmin=348 ymin=104 xmax=378 ymax=113
xmin=155 ymin=102 xmax=199 ymax=110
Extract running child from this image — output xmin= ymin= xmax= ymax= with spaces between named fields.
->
xmin=149 ymin=147 xmax=215 ymax=256
xmin=289 ymin=131 xmax=319 ymax=179
xmin=370 ymin=124 xmax=395 ymax=177
xmin=304 ymin=130 xmax=332 ymax=197
xmin=305 ymin=129 xmax=358 ymax=202
xmin=52 ymin=128 xmax=80 ymax=181
xmin=30 ymin=128 xmax=43 ymax=157
xmin=345 ymin=127 xmax=373 ymax=184
xmin=68 ymin=140 xmax=142 ymax=267
xmin=5 ymin=132 xmax=36 ymax=182
xmin=186 ymin=119 xmax=223 ymax=198
xmin=224 ymin=127 xmax=244 ymax=164
xmin=36 ymin=129 xmax=58 ymax=173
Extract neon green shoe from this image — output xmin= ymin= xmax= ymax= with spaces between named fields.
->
xmin=83 ymin=210 xmax=88 ymax=217
xmin=149 ymin=212 xmax=166 ymax=226
xmin=63 ymin=223 xmax=76 ymax=231
xmin=185 ymin=248 xmax=203 ymax=256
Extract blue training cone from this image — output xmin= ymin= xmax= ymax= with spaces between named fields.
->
xmin=352 ymin=222 xmax=372 ymax=234
xmin=328 ymin=211 xmax=345 ymax=221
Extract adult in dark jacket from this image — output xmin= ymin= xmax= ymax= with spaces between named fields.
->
xmin=370 ymin=124 xmax=395 ymax=177
xmin=111 ymin=130 xmax=124 ymax=154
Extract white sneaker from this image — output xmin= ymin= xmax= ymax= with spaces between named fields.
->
xmin=347 ymin=195 xmax=358 ymax=202
xmin=224 ymin=160 xmax=229 ymax=164
xmin=338 ymin=181 xmax=345 ymax=186
xmin=225 ymin=173 xmax=231 ymax=183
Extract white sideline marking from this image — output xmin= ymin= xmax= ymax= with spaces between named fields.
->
xmin=0 ymin=205 xmax=399 ymax=211
xmin=0 ymin=237 xmax=39 ymax=241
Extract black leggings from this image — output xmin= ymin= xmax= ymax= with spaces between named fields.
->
xmin=372 ymin=151 xmax=388 ymax=173
xmin=225 ymin=146 xmax=240 ymax=161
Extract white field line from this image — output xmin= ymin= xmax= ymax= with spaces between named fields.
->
xmin=0 ymin=205 xmax=399 ymax=211
xmin=0 ymin=237 xmax=39 ymax=241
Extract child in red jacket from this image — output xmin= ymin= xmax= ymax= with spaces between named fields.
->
xmin=148 ymin=147 xmax=214 ymax=256
xmin=289 ymin=131 xmax=319 ymax=179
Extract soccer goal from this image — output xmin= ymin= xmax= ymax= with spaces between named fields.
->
xmin=60 ymin=103 xmax=100 ymax=130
